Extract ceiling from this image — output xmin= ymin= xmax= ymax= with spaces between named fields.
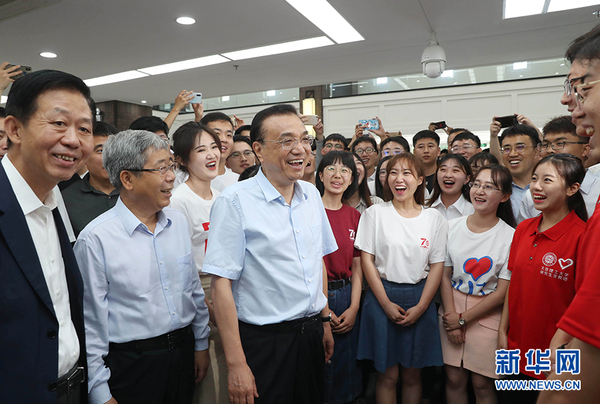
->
xmin=0 ymin=0 xmax=598 ymax=106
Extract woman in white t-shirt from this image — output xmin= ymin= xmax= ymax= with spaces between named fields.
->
xmin=440 ymin=164 xmax=516 ymax=404
xmin=355 ymin=153 xmax=448 ymax=404
xmin=427 ymin=153 xmax=474 ymax=220
xmin=170 ymin=121 xmax=229 ymax=403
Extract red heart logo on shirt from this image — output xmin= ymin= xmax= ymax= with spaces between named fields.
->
xmin=463 ymin=257 xmax=493 ymax=281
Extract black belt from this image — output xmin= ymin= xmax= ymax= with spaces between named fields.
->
xmin=49 ymin=364 xmax=85 ymax=403
xmin=241 ymin=314 xmax=321 ymax=335
xmin=109 ymin=325 xmax=192 ymax=352
xmin=328 ymin=277 xmax=351 ymax=290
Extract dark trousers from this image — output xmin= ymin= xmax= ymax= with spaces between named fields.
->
xmin=105 ymin=329 xmax=195 ymax=404
xmin=239 ymin=318 xmax=325 ymax=404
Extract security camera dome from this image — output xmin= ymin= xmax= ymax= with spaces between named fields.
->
xmin=421 ymin=33 xmax=447 ymax=79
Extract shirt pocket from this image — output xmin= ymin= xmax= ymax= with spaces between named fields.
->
xmin=177 ymin=252 xmax=195 ymax=291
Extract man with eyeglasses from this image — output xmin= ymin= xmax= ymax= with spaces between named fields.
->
xmin=204 ymin=104 xmax=337 ymax=404
xmin=315 ymin=133 xmax=348 ymax=168
xmin=226 ymin=135 xmax=257 ymax=175
xmin=351 ymin=136 xmax=379 ymax=195
xmin=449 ymin=131 xmax=482 ymax=162
xmin=499 ymin=124 xmax=539 ymax=221
xmin=74 ymin=130 xmax=211 ymax=404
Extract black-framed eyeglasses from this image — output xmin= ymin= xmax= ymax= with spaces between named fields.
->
xmin=126 ymin=163 xmax=176 ymax=176
xmin=564 ymin=75 xmax=585 ymax=96
xmin=324 ymin=143 xmax=345 ymax=150
xmin=451 ymin=144 xmax=476 ymax=153
xmin=537 ymin=141 xmax=587 ymax=151
xmin=355 ymin=147 xmax=376 ymax=155
xmin=227 ymin=150 xmax=255 ymax=160
xmin=381 ymin=149 xmax=403 ymax=157
xmin=469 ymin=181 xmax=501 ymax=193
xmin=500 ymin=144 xmax=537 ymax=154
xmin=264 ymin=135 xmax=314 ymax=150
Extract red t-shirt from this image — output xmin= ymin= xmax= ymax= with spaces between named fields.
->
xmin=558 ymin=196 xmax=600 ymax=349
xmin=507 ymin=210 xmax=586 ymax=379
xmin=324 ymin=205 xmax=361 ymax=280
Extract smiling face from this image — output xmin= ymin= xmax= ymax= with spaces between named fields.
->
xmin=381 ymin=141 xmax=406 ymax=157
xmin=186 ymin=131 xmax=221 ymax=182
xmin=206 ymin=119 xmax=234 ymax=159
xmin=5 ymin=88 xmax=93 ymax=199
xmin=562 ymin=60 xmax=588 ymax=137
xmin=226 ymin=140 xmax=255 ymax=174
xmin=319 ymin=162 xmax=353 ymax=197
xmin=354 ymin=140 xmax=379 ymax=173
xmin=501 ymin=134 xmax=537 ymax=181
xmin=530 ymin=162 xmax=573 ymax=214
xmin=437 ymin=158 xmax=470 ymax=197
xmin=387 ymin=161 xmax=423 ymax=203
xmin=127 ymin=148 xmax=175 ymax=214
xmin=253 ymin=113 xmax=309 ymax=190
xmin=353 ymin=155 xmax=365 ymax=184
xmin=470 ymin=169 xmax=509 ymax=215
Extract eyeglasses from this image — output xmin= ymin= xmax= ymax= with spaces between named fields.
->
xmin=126 ymin=163 xmax=176 ymax=176
xmin=264 ymin=135 xmax=314 ymax=150
xmin=324 ymin=143 xmax=345 ymax=150
xmin=537 ymin=141 xmax=587 ymax=151
xmin=564 ymin=75 xmax=585 ymax=96
xmin=324 ymin=165 xmax=351 ymax=177
xmin=355 ymin=147 xmax=376 ymax=155
xmin=451 ymin=144 xmax=476 ymax=153
xmin=228 ymin=150 xmax=255 ymax=160
xmin=381 ymin=149 xmax=403 ymax=157
xmin=573 ymin=79 xmax=600 ymax=107
xmin=500 ymin=144 xmax=537 ymax=154
xmin=469 ymin=181 xmax=501 ymax=193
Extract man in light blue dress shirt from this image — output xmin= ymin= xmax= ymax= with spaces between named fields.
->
xmin=74 ymin=130 xmax=210 ymax=404
xmin=203 ymin=104 xmax=338 ymax=404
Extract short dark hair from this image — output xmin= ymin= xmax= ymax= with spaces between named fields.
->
xmin=5 ymin=69 xmax=95 ymax=126
xmin=469 ymin=152 xmax=499 ymax=169
xmin=315 ymin=151 xmax=358 ymax=201
xmin=381 ymin=136 xmax=410 ymax=153
xmin=200 ymin=112 xmax=234 ymax=128
xmin=239 ymin=164 xmax=261 ymax=181
xmin=93 ymin=121 xmax=118 ymax=137
xmin=499 ymin=124 xmax=540 ymax=147
xmin=565 ymin=24 xmax=600 ymax=63
xmin=129 ymin=116 xmax=169 ymax=136
xmin=233 ymin=134 xmax=252 ymax=147
xmin=250 ymin=104 xmax=298 ymax=143
xmin=0 ymin=107 xmax=6 ymax=118
xmin=448 ymin=127 xmax=469 ymax=135
xmin=172 ymin=122 xmax=221 ymax=174
xmin=234 ymin=124 xmax=251 ymax=136
xmin=324 ymin=133 xmax=348 ymax=149
xmin=451 ymin=131 xmax=481 ymax=148
xmin=351 ymin=136 xmax=378 ymax=153
xmin=543 ymin=116 xmax=585 ymax=141
xmin=412 ymin=130 xmax=440 ymax=147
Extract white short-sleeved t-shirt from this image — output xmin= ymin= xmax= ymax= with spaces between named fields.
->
xmin=355 ymin=202 xmax=448 ymax=284
xmin=169 ymin=183 xmax=220 ymax=271
xmin=445 ymin=216 xmax=514 ymax=296
xmin=211 ymin=167 xmax=239 ymax=192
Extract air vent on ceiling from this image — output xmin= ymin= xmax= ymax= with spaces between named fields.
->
xmin=0 ymin=0 xmax=62 ymax=22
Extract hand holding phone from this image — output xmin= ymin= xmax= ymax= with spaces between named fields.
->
xmin=358 ymin=119 xmax=379 ymax=132
xmin=432 ymin=121 xmax=447 ymax=130
xmin=495 ymin=114 xmax=518 ymax=128
xmin=189 ymin=92 xmax=202 ymax=104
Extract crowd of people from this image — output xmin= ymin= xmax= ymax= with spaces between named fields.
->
xmin=2 ymin=22 xmax=600 ymax=404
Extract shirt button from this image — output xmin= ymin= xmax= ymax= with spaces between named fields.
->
xmin=164 ymin=287 xmax=169 ymax=290
xmin=51 ymin=258 xmax=55 ymax=263
xmin=55 ymin=289 xmax=60 ymax=296
xmin=160 ymin=261 xmax=163 ymax=265
xmin=296 ymin=230 xmax=300 ymax=234
xmin=308 ymin=279 xmax=312 ymax=283
xmin=172 ymin=311 xmax=176 ymax=315
xmin=530 ymin=257 xmax=533 ymax=260
xmin=302 ymin=255 xmax=306 ymax=259
xmin=533 ymin=244 xmax=537 ymax=247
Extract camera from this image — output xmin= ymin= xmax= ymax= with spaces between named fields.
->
xmin=421 ymin=44 xmax=446 ymax=79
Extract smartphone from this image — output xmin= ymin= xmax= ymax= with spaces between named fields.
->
xmin=432 ymin=121 xmax=446 ymax=129
xmin=495 ymin=115 xmax=518 ymax=128
xmin=359 ymin=119 xmax=379 ymax=131
xmin=189 ymin=92 xmax=202 ymax=104
xmin=5 ymin=64 xmax=32 ymax=80
xmin=304 ymin=115 xmax=319 ymax=126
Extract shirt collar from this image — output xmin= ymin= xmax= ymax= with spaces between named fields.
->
xmin=80 ymin=173 xmax=119 ymax=196
xmin=531 ymin=210 xmax=580 ymax=242
xmin=255 ymin=168 xmax=308 ymax=205
xmin=580 ymin=170 xmax=596 ymax=195
xmin=1 ymin=155 xmax=57 ymax=215
xmin=114 ymin=197 xmax=171 ymax=236
xmin=430 ymin=194 xmax=468 ymax=213
xmin=512 ymin=182 xmax=529 ymax=191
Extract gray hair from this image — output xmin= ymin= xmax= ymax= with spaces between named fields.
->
xmin=103 ymin=129 xmax=169 ymax=190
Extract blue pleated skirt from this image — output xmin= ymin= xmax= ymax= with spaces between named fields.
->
xmin=357 ymin=278 xmax=443 ymax=373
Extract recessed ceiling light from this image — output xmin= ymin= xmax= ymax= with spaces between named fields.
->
xmin=504 ymin=0 xmax=544 ymax=18
xmin=141 ymin=100 xmax=147 ymax=104
xmin=519 ymin=74 xmax=523 ymax=77
xmin=84 ymin=70 xmax=149 ymax=87
xmin=138 ymin=55 xmax=230 ymax=75
xmin=176 ymin=16 xmax=195 ymax=25
xmin=417 ymin=80 xmax=420 ymax=83
xmin=40 ymin=52 xmax=57 ymax=58
xmin=286 ymin=0 xmax=364 ymax=44
xmin=513 ymin=61 xmax=528 ymax=70
xmin=222 ymin=37 xmax=334 ymax=60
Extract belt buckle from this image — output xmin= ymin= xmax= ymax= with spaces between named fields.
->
xmin=66 ymin=367 xmax=85 ymax=396
xmin=167 ymin=332 xmax=175 ymax=350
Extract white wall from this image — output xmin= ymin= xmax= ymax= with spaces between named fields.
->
xmin=155 ymin=77 xmax=567 ymax=150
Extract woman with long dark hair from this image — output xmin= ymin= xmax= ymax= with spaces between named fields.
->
xmin=427 ymin=154 xmax=474 ymax=220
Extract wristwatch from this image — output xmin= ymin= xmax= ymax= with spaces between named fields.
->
xmin=458 ymin=313 xmax=466 ymax=327
xmin=321 ymin=312 xmax=332 ymax=322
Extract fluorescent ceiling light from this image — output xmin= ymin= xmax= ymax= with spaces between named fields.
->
xmin=84 ymin=70 xmax=149 ymax=87
xmin=376 ymin=77 xmax=388 ymax=84
xmin=222 ymin=96 xmax=230 ymax=101
xmin=548 ymin=0 xmax=600 ymax=12
xmin=138 ymin=55 xmax=230 ymax=75
xmin=40 ymin=52 xmax=57 ymax=58
xmin=504 ymin=0 xmax=545 ymax=18
xmin=1 ymin=95 xmax=7 ymax=104
xmin=222 ymin=37 xmax=333 ymax=60
xmin=266 ymin=90 xmax=276 ymax=96
xmin=441 ymin=70 xmax=454 ymax=78
xmin=141 ymin=100 xmax=147 ymax=104
xmin=176 ymin=16 xmax=195 ymax=25
xmin=286 ymin=0 xmax=364 ymax=44
xmin=513 ymin=61 xmax=528 ymax=70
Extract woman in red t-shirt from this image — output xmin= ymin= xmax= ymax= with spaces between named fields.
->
xmin=498 ymin=154 xmax=587 ymax=403
xmin=316 ymin=151 xmax=363 ymax=404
